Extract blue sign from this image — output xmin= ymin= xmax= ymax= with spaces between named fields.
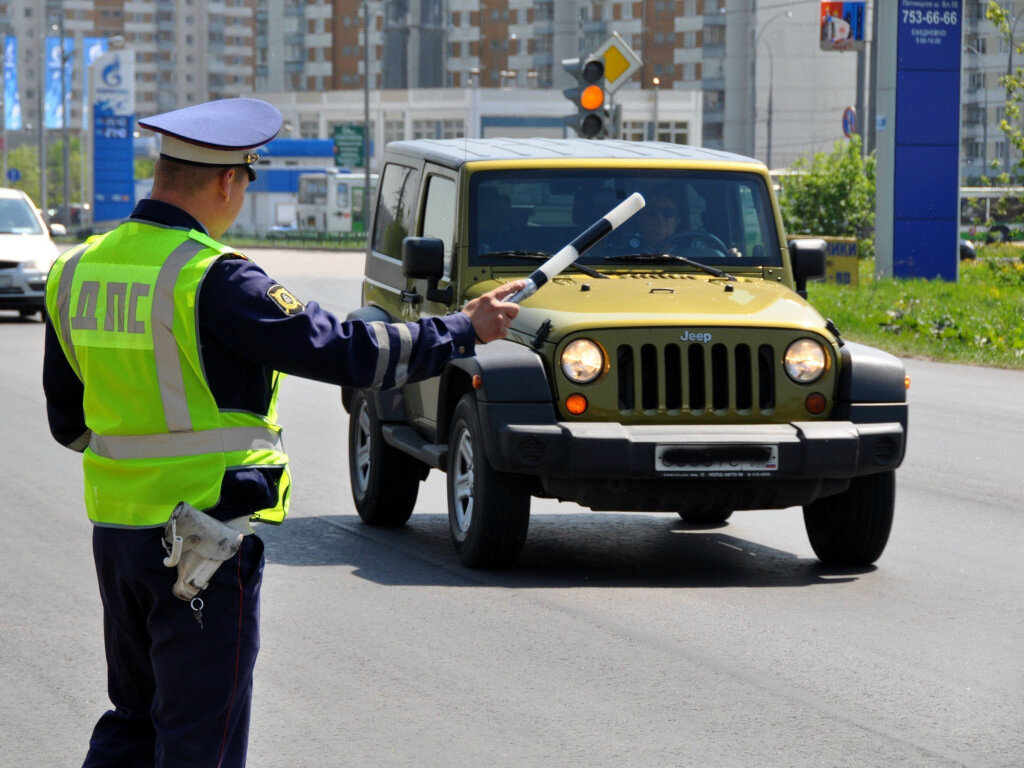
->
xmin=6 ymin=168 xmax=20 ymax=182
xmin=842 ymin=107 xmax=857 ymax=138
xmin=44 ymin=37 xmax=75 ymax=130
xmin=92 ymin=50 xmax=135 ymax=222
xmin=892 ymin=0 xmax=961 ymax=280
xmin=3 ymin=37 xmax=20 ymax=131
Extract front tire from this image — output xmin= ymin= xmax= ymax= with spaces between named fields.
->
xmin=446 ymin=393 xmax=530 ymax=568
xmin=803 ymin=471 xmax=895 ymax=566
xmin=347 ymin=390 xmax=422 ymax=526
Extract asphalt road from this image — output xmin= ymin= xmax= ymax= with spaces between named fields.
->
xmin=1 ymin=248 xmax=1021 ymax=767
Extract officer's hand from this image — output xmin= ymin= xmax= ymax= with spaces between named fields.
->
xmin=462 ymin=280 xmax=526 ymax=344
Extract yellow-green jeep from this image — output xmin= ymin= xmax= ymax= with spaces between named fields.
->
xmin=344 ymin=139 xmax=907 ymax=569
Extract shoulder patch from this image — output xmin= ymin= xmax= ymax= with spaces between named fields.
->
xmin=267 ymin=284 xmax=305 ymax=316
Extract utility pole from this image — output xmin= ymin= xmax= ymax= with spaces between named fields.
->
xmin=362 ymin=0 xmax=370 ymax=233
xmin=58 ymin=0 xmax=71 ymax=232
xmin=38 ymin=24 xmax=47 ymax=220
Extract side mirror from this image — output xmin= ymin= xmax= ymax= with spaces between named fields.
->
xmin=788 ymin=238 xmax=826 ymax=299
xmin=49 ymin=223 xmax=68 ymax=238
xmin=401 ymin=237 xmax=453 ymax=304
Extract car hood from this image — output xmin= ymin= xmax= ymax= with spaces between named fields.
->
xmin=0 ymin=234 xmax=60 ymax=265
xmin=475 ymin=274 xmax=830 ymax=339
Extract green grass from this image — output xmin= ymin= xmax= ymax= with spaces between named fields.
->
xmin=806 ymin=246 xmax=1024 ymax=369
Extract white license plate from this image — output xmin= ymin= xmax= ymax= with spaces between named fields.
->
xmin=655 ymin=444 xmax=779 ymax=476
xmin=0 ymin=275 xmax=12 ymax=289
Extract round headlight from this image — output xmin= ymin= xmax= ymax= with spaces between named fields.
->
xmin=561 ymin=339 xmax=604 ymax=383
xmin=784 ymin=339 xmax=828 ymax=383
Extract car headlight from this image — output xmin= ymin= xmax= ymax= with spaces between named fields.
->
xmin=25 ymin=257 xmax=54 ymax=272
xmin=560 ymin=338 xmax=604 ymax=383
xmin=783 ymin=338 xmax=828 ymax=383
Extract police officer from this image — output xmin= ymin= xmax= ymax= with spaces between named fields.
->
xmin=42 ymin=97 xmax=523 ymax=768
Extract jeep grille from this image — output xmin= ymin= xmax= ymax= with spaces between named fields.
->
xmin=616 ymin=341 xmax=776 ymax=415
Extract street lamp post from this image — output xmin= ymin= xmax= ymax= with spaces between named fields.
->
xmin=651 ymin=76 xmax=660 ymax=141
xmin=362 ymin=0 xmax=370 ymax=233
xmin=965 ymin=44 xmax=989 ymax=173
xmin=750 ymin=10 xmax=792 ymax=161
xmin=57 ymin=4 xmax=70 ymax=233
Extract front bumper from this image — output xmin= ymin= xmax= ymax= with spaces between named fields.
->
xmin=478 ymin=402 xmax=906 ymax=481
xmin=0 ymin=268 xmax=47 ymax=311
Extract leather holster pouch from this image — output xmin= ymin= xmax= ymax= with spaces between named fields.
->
xmin=162 ymin=502 xmax=244 ymax=601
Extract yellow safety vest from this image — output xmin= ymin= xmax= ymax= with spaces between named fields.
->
xmin=45 ymin=221 xmax=290 ymax=527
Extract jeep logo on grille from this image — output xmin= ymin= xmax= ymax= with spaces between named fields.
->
xmin=680 ymin=330 xmax=713 ymax=343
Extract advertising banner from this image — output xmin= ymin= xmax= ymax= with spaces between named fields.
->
xmin=820 ymin=1 xmax=867 ymax=51
xmin=4 ymin=36 xmax=20 ymax=131
xmin=44 ymin=37 xmax=75 ymax=129
xmin=82 ymin=37 xmax=109 ymax=129
xmin=91 ymin=50 xmax=135 ymax=222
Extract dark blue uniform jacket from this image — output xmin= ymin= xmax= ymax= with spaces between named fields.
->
xmin=43 ymin=199 xmax=476 ymax=521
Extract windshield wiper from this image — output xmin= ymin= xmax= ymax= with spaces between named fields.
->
xmin=603 ymin=252 xmax=737 ymax=281
xmin=478 ymin=250 xmax=608 ymax=279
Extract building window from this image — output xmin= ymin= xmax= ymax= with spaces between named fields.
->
xmin=413 ymin=120 xmax=438 ymax=139
xmin=385 ymin=119 xmax=405 ymax=144
xmin=441 ymin=119 xmax=464 ymax=139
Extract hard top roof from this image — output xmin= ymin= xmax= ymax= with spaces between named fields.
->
xmin=383 ymin=137 xmax=761 ymax=169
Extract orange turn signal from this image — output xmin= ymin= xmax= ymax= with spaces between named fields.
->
xmin=565 ymin=393 xmax=588 ymax=415
xmin=904 ymin=375 xmax=911 ymax=390
xmin=472 ymin=374 xmax=483 ymax=389
xmin=805 ymin=393 xmax=827 ymax=415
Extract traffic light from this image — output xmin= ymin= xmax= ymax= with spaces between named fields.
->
xmin=562 ymin=55 xmax=609 ymax=139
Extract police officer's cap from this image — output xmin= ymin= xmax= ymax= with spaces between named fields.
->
xmin=138 ymin=98 xmax=282 ymax=182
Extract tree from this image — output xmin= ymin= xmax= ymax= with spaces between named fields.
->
xmin=776 ymin=134 xmax=876 ymax=258
xmin=987 ymin=1 xmax=1024 ymax=175
xmin=5 ymin=136 xmax=85 ymax=210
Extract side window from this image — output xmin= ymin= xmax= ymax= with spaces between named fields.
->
xmin=421 ymin=175 xmax=456 ymax=275
xmin=371 ymin=163 xmax=419 ymax=258
xmin=737 ymin=184 xmax=769 ymax=259
xmin=335 ymin=182 xmax=350 ymax=210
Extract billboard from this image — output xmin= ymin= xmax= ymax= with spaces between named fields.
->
xmin=820 ymin=1 xmax=867 ymax=51
xmin=82 ymin=37 xmax=109 ymax=129
xmin=4 ymin=36 xmax=20 ymax=130
xmin=91 ymin=50 xmax=135 ymax=222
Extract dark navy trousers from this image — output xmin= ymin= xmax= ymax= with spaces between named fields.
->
xmin=84 ymin=526 xmax=264 ymax=768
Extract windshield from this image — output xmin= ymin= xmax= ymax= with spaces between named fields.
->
xmin=0 ymin=197 xmax=44 ymax=235
xmin=468 ymin=169 xmax=780 ymax=270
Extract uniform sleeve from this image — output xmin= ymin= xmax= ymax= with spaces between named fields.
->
xmin=42 ymin=314 xmax=91 ymax=451
xmin=199 ymin=258 xmax=477 ymax=389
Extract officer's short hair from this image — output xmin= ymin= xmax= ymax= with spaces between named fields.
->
xmin=154 ymin=157 xmax=236 ymax=195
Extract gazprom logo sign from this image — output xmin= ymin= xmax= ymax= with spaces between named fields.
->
xmin=101 ymin=58 xmax=122 ymax=88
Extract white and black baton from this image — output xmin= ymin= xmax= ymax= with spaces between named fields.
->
xmin=505 ymin=192 xmax=646 ymax=304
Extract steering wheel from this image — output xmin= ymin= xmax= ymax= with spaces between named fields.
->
xmin=656 ymin=231 xmax=728 ymax=255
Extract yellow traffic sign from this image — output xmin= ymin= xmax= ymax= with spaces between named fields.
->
xmin=593 ymin=32 xmax=642 ymax=94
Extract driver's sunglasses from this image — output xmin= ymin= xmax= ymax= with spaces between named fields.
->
xmin=649 ymin=206 xmax=677 ymax=219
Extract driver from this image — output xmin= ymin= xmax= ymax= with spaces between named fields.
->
xmin=635 ymin=190 xmax=679 ymax=251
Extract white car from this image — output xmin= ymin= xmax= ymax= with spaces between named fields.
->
xmin=0 ymin=188 xmax=62 ymax=320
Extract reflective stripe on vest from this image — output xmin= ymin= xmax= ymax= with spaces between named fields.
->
xmin=90 ymin=426 xmax=283 ymax=460
xmin=153 ymin=239 xmax=206 ymax=431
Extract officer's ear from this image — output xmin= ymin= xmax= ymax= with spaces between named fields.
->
xmin=216 ymin=167 xmax=239 ymax=200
